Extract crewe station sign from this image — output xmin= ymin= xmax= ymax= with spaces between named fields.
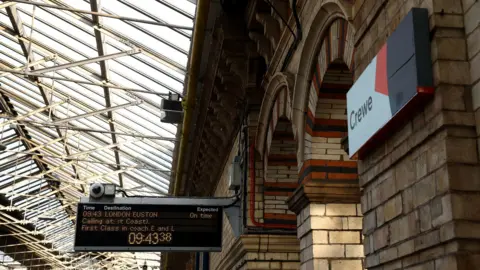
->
xmin=74 ymin=198 xmax=223 ymax=252
xmin=347 ymin=8 xmax=434 ymax=158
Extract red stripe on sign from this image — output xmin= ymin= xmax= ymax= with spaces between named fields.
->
xmin=375 ymin=44 xmax=389 ymax=96
xmin=417 ymin=86 xmax=435 ymax=94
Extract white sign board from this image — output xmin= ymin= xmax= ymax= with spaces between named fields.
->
xmin=347 ymin=53 xmax=392 ymax=157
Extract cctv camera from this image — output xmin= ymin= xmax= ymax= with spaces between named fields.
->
xmin=89 ymin=183 xmax=105 ymax=199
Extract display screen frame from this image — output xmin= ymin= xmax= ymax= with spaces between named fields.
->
xmin=73 ymin=197 xmax=224 ymax=252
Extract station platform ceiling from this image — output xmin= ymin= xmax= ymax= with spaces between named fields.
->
xmin=0 ymin=0 xmax=196 ymax=268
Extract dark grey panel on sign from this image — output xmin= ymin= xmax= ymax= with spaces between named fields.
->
xmin=386 ymin=9 xmax=415 ymax=79
xmin=388 ymin=57 xmax=418 ymax=115
xmin=386 ymin=8 xmax=432 ymax=115
xmin=412 ymin=8 xmax=433 ymax=87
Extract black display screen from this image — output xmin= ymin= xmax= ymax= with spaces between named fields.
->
xmin=74 ymin=203 xmax=223 ymax=252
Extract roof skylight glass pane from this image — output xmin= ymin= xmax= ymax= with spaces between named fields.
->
xmin=0 ymin=0 xmax=195 ymax=266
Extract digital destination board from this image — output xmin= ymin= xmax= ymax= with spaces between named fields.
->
xmin=74 ymin=198 xmax=223 ymax=252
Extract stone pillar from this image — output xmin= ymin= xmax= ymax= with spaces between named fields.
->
xmin=359 ymin=114 xmax=480 ymax=270
xmin=353 ymin=1 xmax=480 ymax=269
xmin=213 ymin=235 xmax=300 ymax=270
xmin=288 ymin=183 xmax=364 ymax=270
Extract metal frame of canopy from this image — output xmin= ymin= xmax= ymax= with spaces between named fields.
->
xmin=0 ymin=0 xmax=195 ymax=268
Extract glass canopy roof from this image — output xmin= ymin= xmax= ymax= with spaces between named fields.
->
xmin=0 ymin=0 xmax=195 ymax=268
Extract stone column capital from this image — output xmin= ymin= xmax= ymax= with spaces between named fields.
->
xmin=214 ymin=234 xmax=300 ymax=270
xmin=287 ymin=181 xmax=361 ymax=214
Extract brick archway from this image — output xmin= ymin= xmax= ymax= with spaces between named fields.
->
xmin=299 ymin=18 xmax=357 ymax=186
xmin=264 ymin=87 xmax=293 ymax=157
xmin=288 ymin=17 xmax=363 ymax=270
xmin=256 ymin=72 xmax=295 ymax=158
xmin=261 ymin=87 xmax=297 ymax=225
xmin=253 ymin=74 xmax=298 ymax=228
xmin=291 ymin=0 xmax=356 ymax=164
